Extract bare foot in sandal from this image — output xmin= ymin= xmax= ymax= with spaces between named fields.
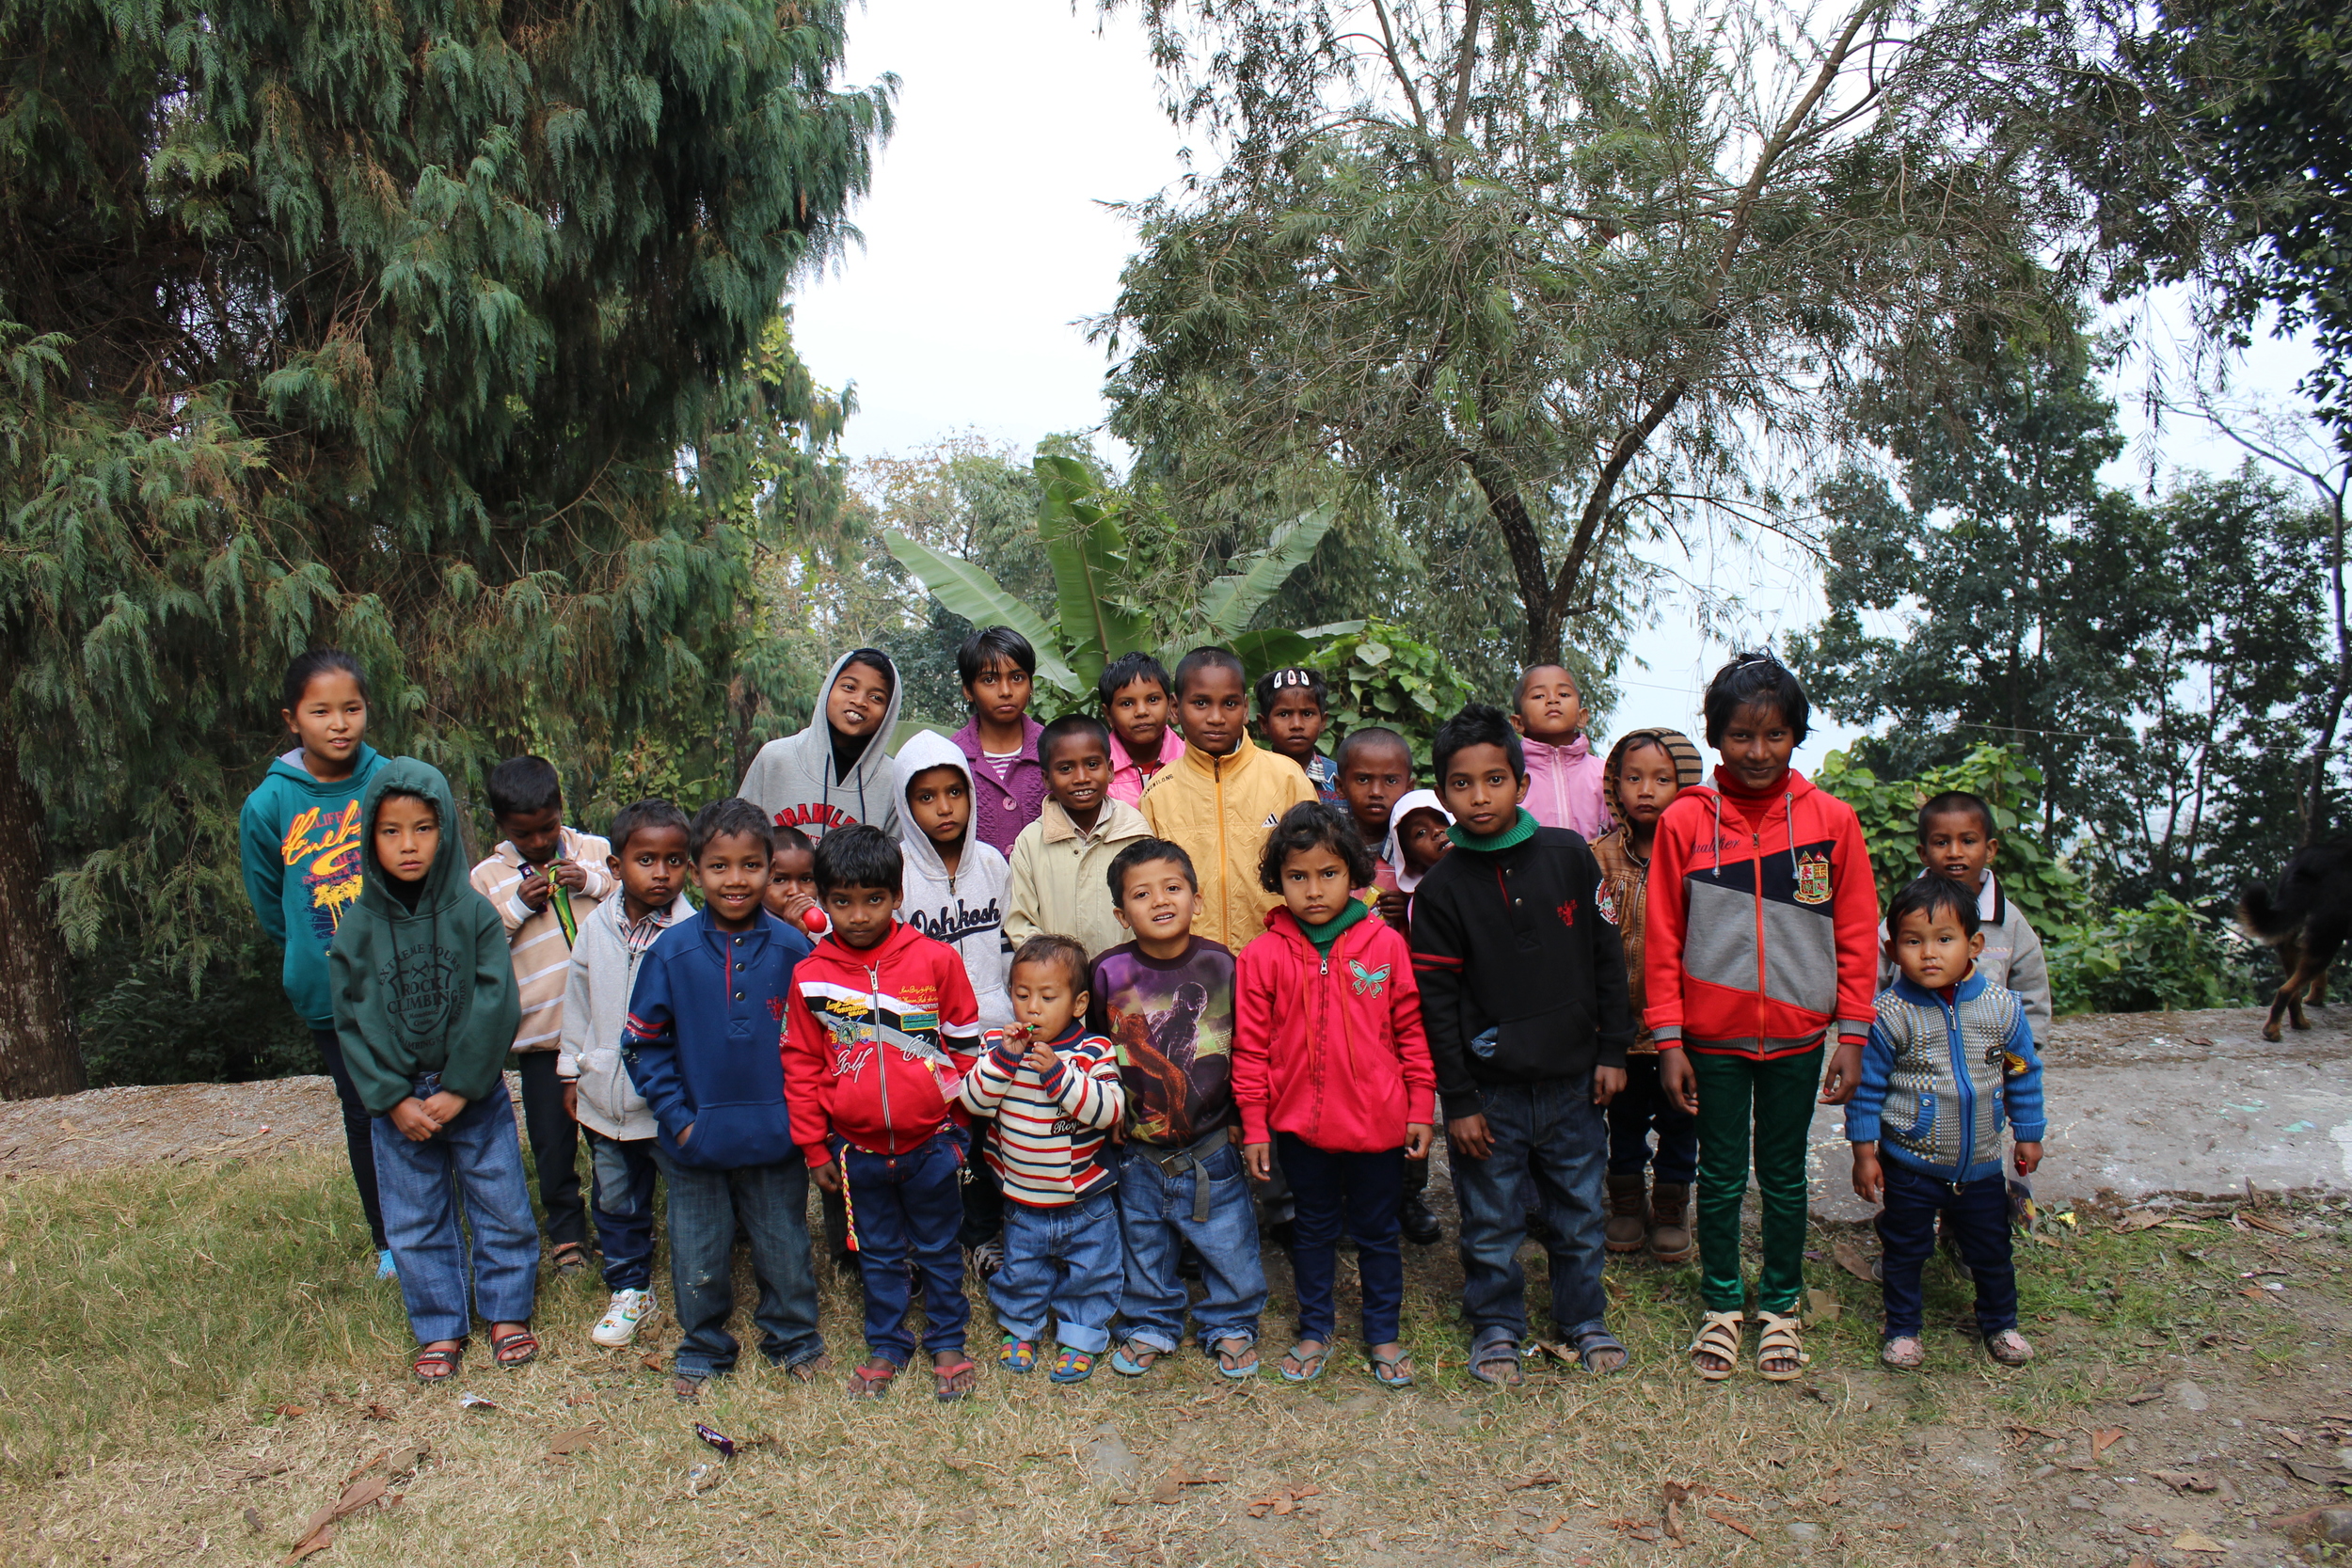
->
xmin=847 ymin=1355 xmax=898 ymax=1398
xmin=1214 ymin=1337 xmax=1259 ymax=1378
xmin=1690 ymin=1310 xmax=1742 ymax=1380
xmin=413 ymin=1339 xmax=464 ymax=1382
xmin=1882 ymin=1335 xmax=1925 ymax=1369
xmin=931 ymin=1350 xmax=979 ymax=1400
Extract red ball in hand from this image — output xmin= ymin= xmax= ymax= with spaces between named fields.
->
xmin=801 ymin=907 xmax=827 ymax=933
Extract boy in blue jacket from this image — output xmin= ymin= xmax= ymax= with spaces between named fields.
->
xmin=623 ymin=798 xmax=823 ymax=1401
xmin=1848 ymin=875 xmax=2045 ymax=1370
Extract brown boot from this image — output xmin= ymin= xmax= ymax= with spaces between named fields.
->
xmin=1647 ymin=1182 xmax=1694 ymax=1263
xmin=1605 ymin=1172 xmax=1648 ymax=1253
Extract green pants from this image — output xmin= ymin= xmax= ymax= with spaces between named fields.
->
xmin=1691 ymin=1047 xmax=1821 ymax=1315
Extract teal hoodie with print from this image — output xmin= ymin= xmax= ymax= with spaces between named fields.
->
xmin=240 ymin=744 xmax=389 ymax=1029
xmin=327 ymin=758 xmax=521 ymax=1116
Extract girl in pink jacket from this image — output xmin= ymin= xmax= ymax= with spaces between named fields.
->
xmin=1235 ymin=803 xmax=1436 ymax=1392
xmin=1514 ymin=664 xmax=1611 ymax=839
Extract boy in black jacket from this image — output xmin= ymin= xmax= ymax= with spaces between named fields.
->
xmin=1409 ymin=705 xmax=1636 ymax=1386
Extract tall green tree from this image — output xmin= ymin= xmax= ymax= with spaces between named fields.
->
xmin=0 ymin=0 xmax=891 ymax=1096
xmin=1096 ymin=0 xmax=2092 ymax=669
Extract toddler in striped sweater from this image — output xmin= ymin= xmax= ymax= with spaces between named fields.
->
xmin=959 ymin=934 xmax=1126 ymax=1383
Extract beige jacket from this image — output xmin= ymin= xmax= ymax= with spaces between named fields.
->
xmin=469 ymin=826 xmax=615 ymax=1053
xmin=1139 ymin=742 xmax=1318 ymax=953
xmin=1006 ymin=798 xmax=1153 ymax=964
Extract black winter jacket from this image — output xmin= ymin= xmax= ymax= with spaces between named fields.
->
xmin=1407 ymin=827 xmax=1636 ymax=1119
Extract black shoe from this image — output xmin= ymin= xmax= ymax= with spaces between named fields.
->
xmin=1399 ymin=1196 xmax=1442 ymax=1246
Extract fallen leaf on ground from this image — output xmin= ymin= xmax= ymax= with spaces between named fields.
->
xmin=1832 ymin=1240 xmax=1876 ymax=1282
xmin=2172 ymin=1531 xmax=2226 ymax=1553
xmin=2115 ymin=1210 xmax=2169 ymax=1232
xmin=2243 ymin=1211 xmax=2296 ymax=1236
xmin=2280 ymin=1459 xmax=2352 ymax=1486
xmin=564 ymin=1391 xmax=596 ymax=1407
xmin=2091 ymin=1428 xmax=2124 ymax=1457
xmin=1804 ymin=1288 xmax=1841 ymax=1324
xmin=639 ymin=1354 xmax=664 ymax=1371
xmin=546 ymin=1425 xmax=603 ymax=1456
xmin=1509 ymin=1471 xmax=1563 ymax=1490
xmin=342 ymin=1449 xmax=389 ymax=1483
xmin=363 ymin=1402 xmax=397 ymax=1421
xmin=2123 ymin=1387 xmax=2168 ymax=1404
xmin=272 ymin=1405 xmax=309 ymax=1418
xmin=244 ymin=1507 xmax=262 ymax=1533
xmin=280 ymin=1523 xmax=334 ymax=1562
xmin=282 ymin=1474 xmax=388 ymax=1562
xmin=2153 ymin=1469 xmax=2217 ymax=1492
xmin=386 ymin=1443 xmax=427 ymax=1476
xmin=1661 ymin=1481 xmax=1692 ymax=1546
xmin=1706 ymin=1509 xmax=1756 ymax=1539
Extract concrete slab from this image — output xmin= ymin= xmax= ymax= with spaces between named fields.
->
xmin=1805 ymin=1004 xmax=2352 ymax=1221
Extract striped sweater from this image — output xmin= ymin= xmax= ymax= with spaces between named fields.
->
xmin=957 ymin=1022 xmax=1123 ymax=1207
xmin=469 ymin=827 xmax=615 ymax=1053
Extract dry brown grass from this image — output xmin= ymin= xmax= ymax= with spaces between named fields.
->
xmin=0 ymin=1148 xmax=2337 ymax=1567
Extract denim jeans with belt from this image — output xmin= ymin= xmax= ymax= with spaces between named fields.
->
xmin=1451 ymin=1075 xmax=1609 ymax=1343
xmin=1277 ymin=1132 xmax=1406 ymax=1347
xmin=840 ymin=1133 xmax=969 ymax=1364
xmin=372 ymin=1073 xmax=540 ymax=1345
xmin=653 ymin=1148 xmax=823 ymax=1378
xmin=583 ymin=1128 xmax=660 ymax=1292
xmin=1113 ymin=1137 xmax=1266 ymax=1354
xmin=991 ymin=1186 xmax=1122 ymax=1353
xmin=1875 ymin=1162 xmax=2018 ymax=1339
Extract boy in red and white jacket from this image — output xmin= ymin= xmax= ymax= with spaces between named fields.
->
xmin=957 ymin=934 xmax=1126 ymax=1384
xmin=1645 ymin=652 xmax=1880 ymax=1385
xmin=781 ymin=827 xmax=983 ymax=1402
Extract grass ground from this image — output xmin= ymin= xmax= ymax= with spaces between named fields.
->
xmin=2 ymin=1148 xmax=2346 ymax=1567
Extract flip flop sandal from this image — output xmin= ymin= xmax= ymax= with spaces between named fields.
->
xmin=1690 ymin=1310 xmax=1743 ymax=1381
xmin=672 ymin=1373 xmax=707 ymax=1403
xmin=412 ymin=1342 xmax=465 ymax=1383
xmin=847 ymin=1361 xmax=898 ymax=1399
xmin=1985 ymin=1329 xmax=2035 ymax=1366
xmin=1881 ymin=1335 xmax=1926 ymax=1369
xmin=488 ymin=1326 xmax=539 ymax=1369
xmin=1369 ymin=1348 xmax=1415 ymax=1389
xmin=1049 ymin=1348 xmax=1096 ymax=1385
xmin=1278 ymin=1343 xmax=1328 ymax=1385
xmin=1755 ymin=1310 xmax=1809 ymax=1381
xmin=998 ymin=1337 xmax=1040 ymax=1374
xmin=1109 ymin=1340 xmax=1164 ymax=1378
xmin=1466 ymin=1336 xmax=1524 ymax=1387
xmin=931 ymin=1358 xmax=979 ymax=1402
xmin=549 ymin=1241 xmax=588 ymax=1275
xmin=1571 ymin=1328 xmax=1629 ymax=1375
xmin=1214 ymin=1338 xmax=1262 ymax=1380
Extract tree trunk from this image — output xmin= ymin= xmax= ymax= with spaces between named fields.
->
xmin=0 ymin=739 xmax=84 ymax=1100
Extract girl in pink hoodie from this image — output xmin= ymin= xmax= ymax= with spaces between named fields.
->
xmin=1234 ymin=803 xmax=1436 ymax=1392
xmin=1514 ymin=664 xmax=1610 ymax=839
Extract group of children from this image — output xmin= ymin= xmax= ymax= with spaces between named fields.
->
xmin=237 ymin=631 xmax=2051 ymax=1396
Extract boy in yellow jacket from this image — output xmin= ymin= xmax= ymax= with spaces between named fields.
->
xmin=1140 ymin=648 xmax=1319 ymax=953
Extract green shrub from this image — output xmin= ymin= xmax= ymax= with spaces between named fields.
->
xmin=2046 ymin=896 xmax=2264 ymax=1015
xmin=1309 ymin=620 xmax=1486 ymax=773
xmin=74 ymin=945 xmax=317 ymax=1086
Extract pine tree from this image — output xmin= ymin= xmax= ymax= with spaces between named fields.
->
xmin=0 ymin=0 xmax=891 ymax=1095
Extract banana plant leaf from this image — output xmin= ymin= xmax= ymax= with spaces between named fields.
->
xmin=1035 ymin=455 xmax=1150 ymax=693
xmin=1196 ymin=504 xmax=1338 ymax=639
xmin=882 ymin=529 xmax=1080 ymax=693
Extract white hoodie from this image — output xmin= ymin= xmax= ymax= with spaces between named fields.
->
xmin=738 ymin=649 xmax=906 ymax=839
xmin=894 ymin=729 xmax=1014 ymax=1031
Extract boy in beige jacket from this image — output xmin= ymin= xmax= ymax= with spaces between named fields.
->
xmin=1008 ymin=715 xmax=1152 ymax=961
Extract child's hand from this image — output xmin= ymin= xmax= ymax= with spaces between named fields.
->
xmin=1022 ymin=1038 xmax=1058 ymax=1078
xmin=1447 ymin=1112 xmax=1493 ymax=1161
xmin=389 ymin=1099 xmax=441 ymax=1143
xmin=810 ymin=1157 xmax=843 ymax=1194
xmin=779 ymin=891 xmax=821 ymax=927
xmin=1659 ymin=1049 xmax=1700 ymax=1115
xmin=1405 ymin=1122 xmax=1433 ymax=1160
xmin=2013 ymin=1140 xmax=2043 ymax=1177
xmin=1375 ymin=888 xmax=1411 ymax=927
xmin=1243 ymin=1141 xmax=1273 ymax=1182
xmin=516 ymin=868 xmax=553 ymax=911
xmin=421 ymin=1089 xmax=469 ymax=1126
xmin=1851 ymin=1142 xmax=1884 ymax=1204
xmin=1592 ymin=1065 xmax=1626 ymax=1107
xmin=550 ymin=858 xmax=589 ymax=893
xmin=1818 ymin=1038 xmax=1866 ymax=1104
xmin=561 ymin=1081 xmax=579 ymax=1122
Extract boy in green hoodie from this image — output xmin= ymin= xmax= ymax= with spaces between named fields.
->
xmin=330 ymin=757 xmax=538 ymax=1382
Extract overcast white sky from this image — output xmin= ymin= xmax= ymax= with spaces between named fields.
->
xmin=790 ymin=0 xmax=2320 ymax=760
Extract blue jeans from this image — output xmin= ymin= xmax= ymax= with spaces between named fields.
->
xmin=312 ymin=1028 xmax=387 ymax=1250
xmin=1876 ymin=1163 xmax=2018 ymax=1339
xmin=992 ymin=1187 xmax=1122 ymax=1353
xmin=1277 ymin=1133 xmax=1405 ymax=1346
xmin=654 ymin=1148 xmax=823 ymax=1378
xmin=1605 ymin=1054 xmax=1699 ymax=1184
xmin=1453 ymin=1076 xmax=1609 ymax=1342
xmin=584 ymin=1129 xmax=659 ymax=1292
xmin=840 ymin=1135 xmax=970 ymax=1363
xmin=1114 ymin=1139 xmax=1266 ymax=1353
xmin=371 ymin=1074 xmax=539 ymax=1345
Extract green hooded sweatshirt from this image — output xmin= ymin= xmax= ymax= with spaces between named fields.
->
xmin=328 ymin=758 xmax=521 ymax=1116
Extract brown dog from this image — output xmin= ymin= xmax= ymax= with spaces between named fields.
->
xmin=2240 ymin=844 xmax=2352 ymax=1041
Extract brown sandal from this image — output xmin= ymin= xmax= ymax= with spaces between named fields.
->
xmin=1756 ymin=1311 xmax=1807 ymax=1381
xmin=1691 ymin=1311 xmax=1742 ymax=1381
xmin=549 ymin=1241 xmax=589 ymax=1275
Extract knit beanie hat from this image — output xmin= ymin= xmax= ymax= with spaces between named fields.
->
xmin=1601 ymin=727 xmax=1703 ymax=827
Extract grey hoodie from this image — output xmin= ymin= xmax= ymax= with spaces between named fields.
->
xmin=557 ymin=882 xmax=695 ymax=1140
xmin=738 ymin=649 xmax=906 ymax=840
xmin=894 ymin=728 xmax=1014 ymax=1031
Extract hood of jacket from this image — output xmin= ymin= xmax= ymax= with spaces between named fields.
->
xmin=1599 ymin=728 xmax=1703 ymax=828
xmin=345 ymin=757 xmax=480 ymax=1048
xmin=263 ymin=743 xmax=386 ymax=796
xmin=1380 ymin=788 xmax=1453 ymax=894
xmin=737 ymin=648 xmax=906 ymax=836
xmin=893 ymin=727 xmax=974 ymax=880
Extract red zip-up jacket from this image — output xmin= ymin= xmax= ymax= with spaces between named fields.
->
xmin=1233 ymin=907 xmax=1437 ymax=1152
xmin=1644 ymin=766 xmax=1879 ymax=1059
xmin=783 ymin=921 xmax=983 ymax=1162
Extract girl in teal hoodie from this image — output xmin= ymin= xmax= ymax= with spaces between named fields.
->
xmin=237 ymin=650 xmax=393 ymax=1272
xmin=330 ymin=757 xmax=537 ymax=1380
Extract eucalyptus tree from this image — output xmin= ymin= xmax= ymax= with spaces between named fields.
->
xmin=1095 ymin=0 xmax=2098 ymax=666
xmin=0 ymin=0 xmax=889 ymax=1095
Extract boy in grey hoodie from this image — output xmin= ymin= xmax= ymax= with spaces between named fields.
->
xmin=558 ymin=798 xmax=696 ymax=1349
xmin=895 ymin=730 xmax=1015 ymax=1031
xmin=739 ymin=649 xmax=906 ymax=840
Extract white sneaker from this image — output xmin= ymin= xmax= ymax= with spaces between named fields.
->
xmin=592 ymin=1289 xmax=655 ymax=1348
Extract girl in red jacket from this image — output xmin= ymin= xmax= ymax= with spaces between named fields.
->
xmin=1646 ymin=653 xmax=1880 ymax=1384
xmin=1236 ymin=803 xmax=1436 ymax=1390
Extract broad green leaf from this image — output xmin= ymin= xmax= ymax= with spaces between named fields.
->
xmin=1230 ymin=627 xmax=1312 ymax=680
xmin=1034 ymin=455 xmax=1149 ymax=691
xmin=1196 ymin=504 xmax=1337 ymax=638
xmin=882 ymin=529 xmax=1079 ymax=694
